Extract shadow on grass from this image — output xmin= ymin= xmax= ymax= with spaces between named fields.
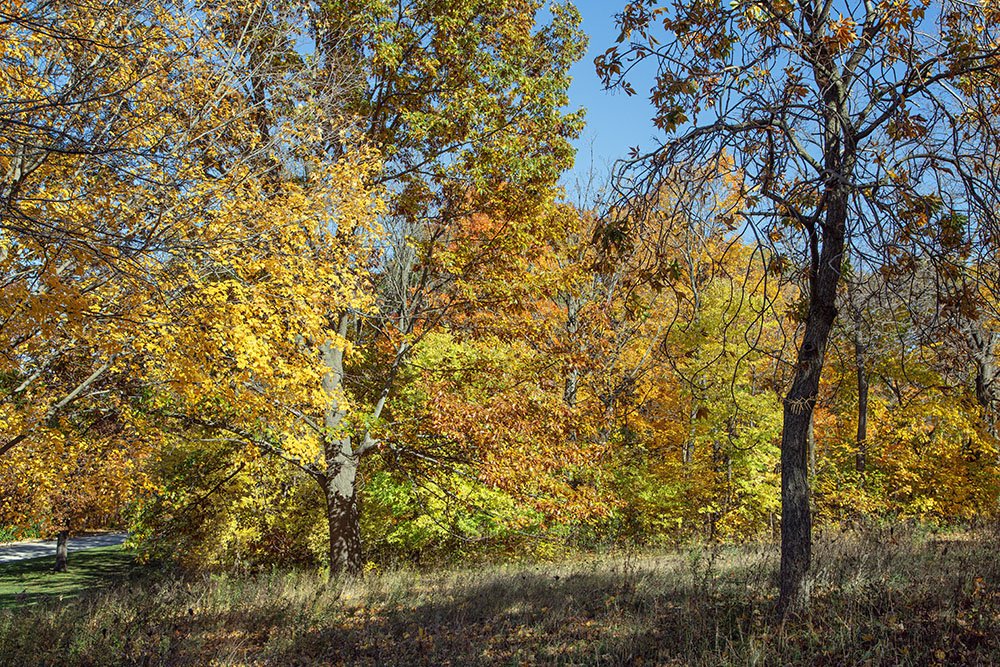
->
xmin=263 ymin=568 xmax=766 ymax=666
xmin=224 ymin=565 xmax=1000 ymax=666
xmin=88 ymin=565 xmax=769 ymax=665
xmin=5 ymin=559 xmax=771 ymax=665
xmin=0 ymin=546 xmax=143 ymax=608
xmin=8 ymin=534 xmax=1000 ymax=665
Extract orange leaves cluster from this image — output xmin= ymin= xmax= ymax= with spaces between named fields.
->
xmin=823 ymin=16 xmax=858 ymax=53
xmin=393 ymin=331 xmax=611 ymax=525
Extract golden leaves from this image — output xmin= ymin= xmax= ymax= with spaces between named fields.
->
xmin=0 ymin=1 xmax=386 ymax=528
xmin=141 ymin=142 xmax=386 ymax=434
xmin=824 ymin=16 xmax=858 ymax=53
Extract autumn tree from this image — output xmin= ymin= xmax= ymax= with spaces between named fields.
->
xmin=0 ymin=1 xmax=174 ymax=461
xmin=904 ymin=262 xmax=1000 ymax=457
xmin=0 ymin=1 xmax=262 ymax=543
xmin=297 ymin=0 xmax=587 ymax=574
xmin=598 ymin=0 xmax=1000 ymax=612
xmin=0 ymin=1 xmax=386 ymax=570
xmin=504 ymin=163 xmax=795 ymax=542
xmin=134 ymin=0 xmax=589 ymax=575
xmin=0 ymin=0 xmax=316 ymax=459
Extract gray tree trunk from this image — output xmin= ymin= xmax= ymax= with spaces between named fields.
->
xmin=855 ymin=330 xmax=868 ymax=475
xmin=315 ymin=313 xmax=403 ymax=577
xmin=971 ymin=328 xmax=997 ymax=441
xmin=319 ymin=316 xmax=364 ymax=577
xmin=54 ymin=529 xmax=68 ymax=572
xmin=563 ymin=293 xmax=581 ymax=407
xmin=321 ymin=455 xmax=362 ymax=576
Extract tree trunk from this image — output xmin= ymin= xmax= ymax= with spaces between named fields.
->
xmin=855 ymin=330 xmax=868 ymax=475
xmin=318 ymin=315 xmax=365 ymax=578
xmin=564 ymin=369 xmax=579 ymax=408
xmin=683 ymin=406 xmax=697 ymax=466
xmin=321 ymin=455 xmax=362 ymax=576
xmin=563 ymin=293 xmax=581 ymax=408
xmin=971 ymin=329 xmax=998 ymax=442
xmin=54 ymin=530 xmax=68 ymax=572
xmin=778 ymin=187 xmax=846 ymax=616
xmin=779 ymin=391 xmax=814 ymax=614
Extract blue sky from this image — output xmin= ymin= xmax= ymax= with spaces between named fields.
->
xmin=561 ymin=0 xmax=659 ymax=189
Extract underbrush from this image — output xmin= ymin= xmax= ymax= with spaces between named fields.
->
xmin=0 ymin=525 xmax=44 ymax=543
xmin=3 ymin=524 xmax=1000 ymax=665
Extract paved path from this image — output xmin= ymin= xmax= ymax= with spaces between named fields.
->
xmin=0 ymin=533 xmax=128 ymax=563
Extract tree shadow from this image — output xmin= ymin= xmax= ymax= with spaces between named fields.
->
xmin=0 ymin=548 xmax=142 ymax=608
xmin=16 ymin=539 xmax=1000 ymax=665
xmin=191 ymin=566 xmax=764 ymax=665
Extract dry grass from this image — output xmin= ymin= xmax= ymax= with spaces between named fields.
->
xmin=3 ymin=525 xmax=1000 ymax=665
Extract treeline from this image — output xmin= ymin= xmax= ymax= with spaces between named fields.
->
xmin=2 ymin=0 xmax=1000 ymax=617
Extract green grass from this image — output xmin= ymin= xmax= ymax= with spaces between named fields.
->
xmin=0 ymin=546 xmax=142 ymax=608
xmin=3 ymin=527 xmax=1000 ymax=665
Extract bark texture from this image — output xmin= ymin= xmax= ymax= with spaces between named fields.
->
xmin=316 ymin=314 xmax=398 ymax=577
xmin=321 ymin=456 xmax=362 ymax=576
xmin=778 ymin=187 xmax=847 ymax=616
xmin=54 ymin=529 xmax=68 ymax=572
xmin=318 ymin=316 xmax=364 ymax=577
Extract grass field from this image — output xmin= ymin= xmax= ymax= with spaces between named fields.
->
xmin=2 ymin=527 xmax=1000 ymax=665
xmin=0 ymin=546 xmax=141 ymax=608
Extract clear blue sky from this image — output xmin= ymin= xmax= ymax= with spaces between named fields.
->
xmin=561 ymin=0 xmax=659 ymax=190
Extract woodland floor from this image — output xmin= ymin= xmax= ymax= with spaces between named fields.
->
xmin=2 ymin=527 xmax=1000 ymax=665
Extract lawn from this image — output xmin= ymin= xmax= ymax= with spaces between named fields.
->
xmin=2 ymin=527 xmax=1000 ymax=665
xmin=0 ymin=546 xmax=141 ymax=608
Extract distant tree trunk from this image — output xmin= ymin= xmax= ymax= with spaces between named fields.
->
xmin=54 ymin=530 xmax=68 ymax=572
xmin=683 ymin=406 xmax=697 ymax=466
xmin=855 ymin=329 xmax=868 ymax=476
xmin=564 ymin=369 xmax=579 ymax=408
xmin=563 ymin=294 xmax=581 ymax=408
xmin=970 ymin=328 xmax=998 ymax=453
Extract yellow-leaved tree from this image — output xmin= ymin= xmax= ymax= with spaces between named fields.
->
xmin=0 ymin=1 xmax=384 ymax=570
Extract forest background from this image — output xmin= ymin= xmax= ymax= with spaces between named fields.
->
xmin=3 ymin=0 xmax=1000 ymax=621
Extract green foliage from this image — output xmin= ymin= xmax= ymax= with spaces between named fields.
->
xmin=361 ymin=467 xmax=562 ymax=565
xmin=0 ymin=526 xmax=43 ymax=543
xmin=130 ymin=437 xmax=327 ymax=570
xmin=318 ymin=0 xmax=586 ymax=217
